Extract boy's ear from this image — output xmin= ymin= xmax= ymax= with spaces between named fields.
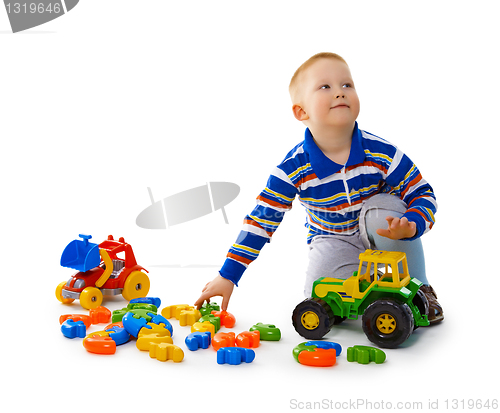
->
xmin=292 ymin=104 xmax=309 ymax=121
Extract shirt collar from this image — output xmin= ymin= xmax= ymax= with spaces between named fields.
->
xmin=303 ymin=121 xmax=365 ymax=179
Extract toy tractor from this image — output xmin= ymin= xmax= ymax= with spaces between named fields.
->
xmin=55 ymin=234 xmax=150 ymax=310
xmin=292 ymin=249 xmax=430 ymax=348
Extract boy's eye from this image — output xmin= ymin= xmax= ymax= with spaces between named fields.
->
xmin=343 ymin=83 xmax=352 ymax=88
xmin=320 ymin=85 xmax=330 ymax=89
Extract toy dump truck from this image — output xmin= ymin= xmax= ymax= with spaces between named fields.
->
xmin=55 ymin=234 xmax=150 ymax=310
xmin=292 ymin=250 xmax=429 ymax=348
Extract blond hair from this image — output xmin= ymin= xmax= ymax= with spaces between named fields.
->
xmin=289 ymin=52 xmax=348 ymax=103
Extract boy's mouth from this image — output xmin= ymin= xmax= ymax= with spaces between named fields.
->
xmin=331 ymin=104 xmax=349 ymax=109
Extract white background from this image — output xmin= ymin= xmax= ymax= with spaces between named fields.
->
xmin=1 ymin=1 xmax=499 ymax=412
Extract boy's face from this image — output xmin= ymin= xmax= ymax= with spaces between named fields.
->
xmin=293 ymin=58 xmax=360 ymax=131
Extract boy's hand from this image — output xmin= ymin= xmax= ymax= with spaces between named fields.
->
xmin=194 ymin=274 xmax=234 ymax=311
xmin=376 ymin=216 xmax=417 ymax=240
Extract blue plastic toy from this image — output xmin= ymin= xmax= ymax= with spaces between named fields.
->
xmin=217 ymin=347 xmax=255 ymax=365
xmin=130 ymin=297 xmax=162 ymax=308
xmin=61 ymin=319 xmax=87 ymax=339
xmin=305 ymin=341 xmax=342 ymax=356
xmin=60 ymin=234 xmax=101 ymax=272
xmin=105 ymin=325 xmax=131 ymax=346
xmin=122 ymin=311 xmax=173 ymax=338
xmin=185 ymin=332 xmax=211 ymax=351
xmin=122 ymin=312 xmax=150 ymax=337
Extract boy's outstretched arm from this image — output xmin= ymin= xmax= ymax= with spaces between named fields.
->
xmin=376 ymin=216 xmax=417 ymax=240
xmin=194 ymin=274 xmax=235 ymax=311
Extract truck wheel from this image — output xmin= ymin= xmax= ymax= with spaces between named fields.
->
xmin=362 ymin=299 xmax=414 ymax=349
xmin=55 ymin=281 xmax=74 ymax=304
xmin=292 ymin=298 xmax=334 ymax=340
xmin=80 ymin=287 xmax=103 ymax=310
xmin=122 ymin=271 xmax=150 ymax=301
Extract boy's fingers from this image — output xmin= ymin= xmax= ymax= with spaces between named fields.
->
xmin=376 ymin=228 xmax=390 ymax=238
xmin=221 ymin=295 xmax=230 ymax=311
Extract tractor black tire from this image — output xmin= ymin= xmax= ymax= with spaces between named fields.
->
xmin=362 ymin=299 xmax=414 ymax=349
xmin=292 ymin=298 xmax=335 ymax=340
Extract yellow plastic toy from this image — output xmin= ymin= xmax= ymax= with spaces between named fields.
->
xmin=161 ymin=304 xmax=192 ymax=319
xmin=149 ymin=342 xmax=184 ymax=363
xmin=191 ymin=321 xmax=216 ymax=337
xmin=179 ymin=309 xmax=201 ymax=326
xmin=136 ymin=323 xmax=173 ymax=351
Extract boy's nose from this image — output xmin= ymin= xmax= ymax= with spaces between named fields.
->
xmin=336 ymin=94 xmax=345 ymax=99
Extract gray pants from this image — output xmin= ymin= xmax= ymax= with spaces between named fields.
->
xmin=304 ymin=194 xmax=428 ymax=297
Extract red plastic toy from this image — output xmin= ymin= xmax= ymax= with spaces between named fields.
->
xmin=56 ymin=235 xmax=150 ymax=310
xmin=211 ymin=310 xmax=236 ymax=328
xmin=212 ymin=332 xmax=236 ymax=351
xmin=236 ymin=331 xmax=260 ymax=348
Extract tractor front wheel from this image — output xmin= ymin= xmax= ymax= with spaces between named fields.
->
xmin=362 ymin=299 xmax=414 ymax=349
xmin=122 ymin=271 xmax=150 ymax=301
xmin=292 ymin=298 xmax=335 ymax=340
xmin=80 ymin=287 xmax=103 ymax=310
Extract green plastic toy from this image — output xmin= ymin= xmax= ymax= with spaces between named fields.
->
xmin=112 ymin=305 xmax=158 ymax=322
xmin=199 ymin=314 xmax=221 ymax=333
xmin=347 ymin=345 xmax=386 ymax=364
xmin=249 ymin=323 xmax=281 ymax=341
xmin=199 ymin=301 xmax=221 ymax=316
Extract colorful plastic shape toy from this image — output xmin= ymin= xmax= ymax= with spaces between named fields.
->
xmin=59 ymin=314 xmax=92 ymax=328
xmin=61 ymin=319 xmax=87 ymax=339
xmin=123 ymin=311 xmax=173 ymax=338
xmin=191 ymin=321 xmax=216 ymax=337
xmin=346 ymin=345 xmax=386 ymax=364
xmin=122 ymin=311 xmax=150 ymax=337
xmin=292 ymin=249 xmax=430 ymax=348
xmin=305 ymin=341 xmax=342 ymax=356
xmin=199 ymin=301 xmax=220 ymax=316
xmin=179 ymin=309 xmax=201 ymax=326
xmin=212 ymin=332 xmax=236 ymax=351
xmin=249 ymin=323 xmax=281 ymax=341
xmin=130 ymin=297 xmax=161 ymax=308
xmin=83 ymin=331 xmax=116 ymax=355
xmin=149 ymin=342 xmax=184 ymax=363
xmin=136 ymin=324 xmax=173 ymax=351
xmin=89 ymin=306 xmax=111 ymax=324
xmin=217 ymin=347 xmax=255 ymax=365
xmin=112 ymin=304 xmax=158 ymax=323
xmin=236 ymin=331 xmax=260 ymax=348
xmin=56 ymin=235 xmax=150 ymax=309
xmin=211 ymin=310 xmax=236 ymax=328
xmin=185 ymin=332 xmax=211 ymax=351
xmin=199 ymin=314 xmax=221 ymax=333
xmin=162 ymin=304 xmax=193 ymax=320
xmin=293 ymin=341 xmax=341 ymax=367
xmin=104 ymin=323 xmax=131 ymax=346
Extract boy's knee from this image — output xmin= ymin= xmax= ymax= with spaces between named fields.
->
xmin=360 ymin=194 xmax=408 ymax=249
xmin=361 ymin=194 xmax=407 ymax=217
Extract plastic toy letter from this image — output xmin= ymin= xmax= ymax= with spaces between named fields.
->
xmin=136 ymin=183 xmax=240 ymax=229
xmin=4 ymin=0 xmax=79 ymax=33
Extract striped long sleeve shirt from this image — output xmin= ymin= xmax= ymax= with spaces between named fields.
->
xmin=220 ymin=123 xmax=437 ymax=285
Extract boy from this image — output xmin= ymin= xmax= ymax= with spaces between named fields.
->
xmin=194 ymin=53 xmax=443 ymax=323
